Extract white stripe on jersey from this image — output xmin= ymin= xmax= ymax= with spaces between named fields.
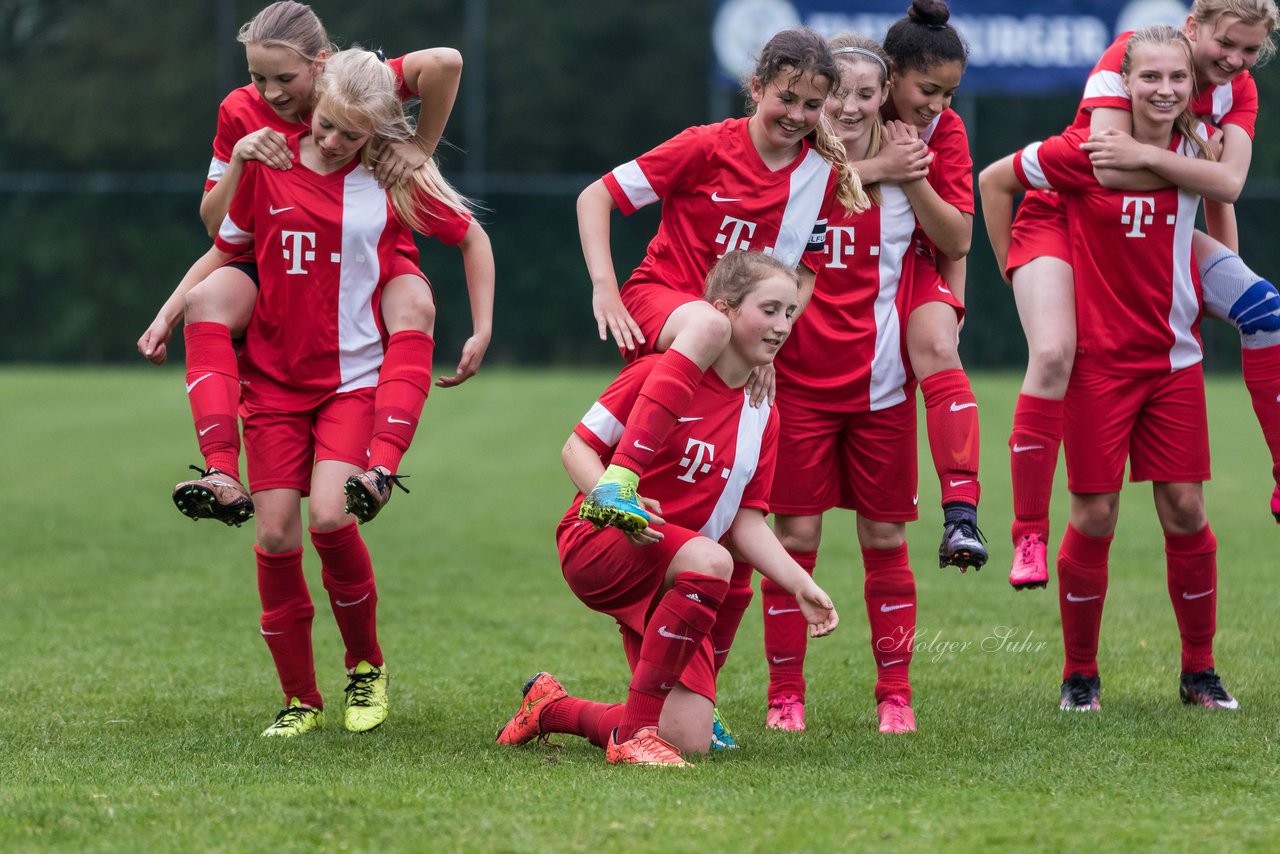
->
xmin=336 ymin=167 xmax=388 ymax=394
xmin=218 ymin=214 xmax=252 ymax=248
xmin=208 ymin=157 xmax=229 ymax=185
xmin=1083 ymin=70 xmax=1126 ymax=103
xmin=699 ymin=393 xmax=770 ymax=542
xmin=772 ymin=149 xmax=832 ymax=268
xmin=1168 ymin=128 xmax=1207 ymax=371
xmin=1018 ymin=142 xmax=1050 ymax=190
xmin=869 ymin=184 xmax=912 ymax=411
xmin=611 ymin=160 xmax=659 ymax=210
xmin=1211 ymin=85 xmax=1234 ymax=126
xmin=580 ymin=401 xmax=625 ymax=447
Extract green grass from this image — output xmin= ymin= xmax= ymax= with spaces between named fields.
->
xmin=2 ymin=367 xmax=1278 ymax=852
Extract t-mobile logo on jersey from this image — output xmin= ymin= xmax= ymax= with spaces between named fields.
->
xmin=281 ymin=230 xmax=317 ymax=274
xmin=715 ymin=216 xmax=758 ymax=256
xmin=676 ymin=438 xmax=717 ymax=483
xmin=825 ymin=226 xmax=856 ymax=269
xmin=1120 ymin=196 xmax=1156 ymax=238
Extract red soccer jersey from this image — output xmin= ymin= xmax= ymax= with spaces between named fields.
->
xmin=908 ymin=109 xmax=975 ymax=262
xmin=1014 ymin=126 xmax=1206 ymax=375
xmin=567 ymin=356 xmax=780 ymax=541
xmin=215 ymin=133 xmax=470 ymax=410
xmin=602 ymin=117 xmax=839 ymax=295
xmin=1076 ymin=32 xmax=1258 ymax=137
xmin=205 ymin=55 xmax=414 ymax=191
xmin=779 ymin=183 xmax=918 ymax=412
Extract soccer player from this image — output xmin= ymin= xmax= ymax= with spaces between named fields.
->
xmin=981 ymin=25 xmax=1239 ymax=713
xmin=757 ymin=33 xmax=931 ymax=735
xmin=573 ymin=27 xmax=867 ymax=536
xmin=152 ymin=49 xmax=493 ymax=735
xmin=137 ymin=1 xmax=478 ymax=525
xmin=1003 ymin=0 xmax=1280 ymax=592
xmin=495 ymin=251 xmax=839 ymax=767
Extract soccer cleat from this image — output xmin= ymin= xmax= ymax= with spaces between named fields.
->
xmin=938 ymin=518 xmax=988 ymax=572
xmin=710 ymin=706 xmax=739 ymax=751
xmin=765 ymin=695 xmax=805 ymax=732
xmin=173 ymin=465 xmax=254 ymax=527
xmin=876 ymin=695 xmax=917 ymax=734
xmin=1009 ymin=533 xmax=1049 ymax=590
xmin=261 ymin=698 xmax=325 ymax=737
xmin=1059 ymin=673 xmax=1101 ymax=712
xmin=578 ymin=481 xmax=650 ymax=534
xmin=343 ymin=467 xmax=410 ymax=525
xmin=1271 ymin=485 xmax=1280 ymax=523
xmin=606 ymin=726 xmax=692 ymax=767
xmin=343 ymin=661 xmax=389 ymax=732
xmin=1179 ymin=668 xmax=1240 ymax=710
xmin=495 ymin=671 xmax=568 ymax=746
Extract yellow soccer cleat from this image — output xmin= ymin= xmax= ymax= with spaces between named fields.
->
xmin=343 ymin=661 xmax=389 ymax=732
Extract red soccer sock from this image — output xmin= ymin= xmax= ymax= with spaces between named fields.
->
xmin=369 ymin=330 xmax=435 ymax=474
xmin=611 ymin=349 xmax=704 ymax=476
xmin=256 ymin=547 xmax=321 ymax=708
xmin=617 ymin=571 xmax=727 ymax=742
xmin=710 ymin=561 xmax=755 ymax=674
xmin=1165 ymin=525 xmax=1218 ymax=674
xmin=1056 ymin=525 xmax=1112 ymax=680
xmin=863 ymin=544 xmax=915 ymax=703
xmin=311 ymin=524 xmax=381 ymax=670
xmin=762 ymin=550 xmax=815 ymax=702
xmin=184 ymin=321 xmax=243 ymax=478
xmin=540 ymin=696 xmax=625 ymax=749
xmin=921 ymin=369 xmax=981 ymax=506
xmin=1009 ymin=393 xmax=1064 ymax=543
xmin=1241 ymin=345 xmax=1280 ymax=485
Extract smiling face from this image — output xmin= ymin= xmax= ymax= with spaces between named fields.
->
xmin=246 ymin=43 xmax=322 ymax=122
xmin=828 ymin=57 xmax=888 ymax=160
xmin=721 ymin=272 xmax=799 ymax=368
xmin=1186 ymin=13 xmax=1270 ymax=87
xmin=748 ymin=66 xmax=832 ymax=161
xmin=1123 ymin=42 xmax=1194 ymax=134
xmin=887 ymin=60 xmax=964 ymax=130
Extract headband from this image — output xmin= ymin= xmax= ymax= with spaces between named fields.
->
xmin=832 ymin=46 xmax=889 ymax=75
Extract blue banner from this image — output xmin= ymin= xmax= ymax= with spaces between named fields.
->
xmin=713 ymin=0 xmax=1191 ymax=94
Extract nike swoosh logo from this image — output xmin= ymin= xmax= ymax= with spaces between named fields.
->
xmin=771 ymin=656 xmax=796 ymax=664
xmin=633 ymin=440 xmax=655 ymax=453
xmin=937 ymin=285 xmax=952 ymax=294
xmin=335 ymin=593 xmax=371 ymax=607
xmin=880 ymin=659 xmax=906 ymax=667
xmin=1066 ymin=593 xmax=1101 ymax=602
xmin=1013 ymin=444 xmax=1045 ymax=453
xmin=912 ymin=495 xmax=919 ymax=506
xmin=660 ymin=682 xmax=678 ymax=691
xmin=260 ymin=628 xmax=284 ymax=636
xmin=186 ymin=372 xmax=214 ymax=393
xmin=767 ymin=606 xmax=800 ymax=615
xmin=949 ymin=402 xmax=977 ymax=412
xmin=880 ymin=603 xmax=913 ymax=612
xmin=677 ymin=416 xmax=704 ymax=423
xmin=269 ymin=205 xmax=294 ymax=215
xmin=1182 ymin=589 xmax=1214 ymax=600
xmin=949 ymin=479 xmax=973 ymax=487
xmin=714 ymin=648 xmax=733 ymax=655
xmin=387 ymin=416 xmax=411 ymax=425
xmin=657 ymin=625 xmax=694 ymax=642
xmin=711 ymin=192 xmax=741 ymax=202
xmin=198 ymin=423 xmax=220 ymax=437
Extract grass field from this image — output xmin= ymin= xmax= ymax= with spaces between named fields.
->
xmin=2 ymin=366 xmax=1278 ymax=852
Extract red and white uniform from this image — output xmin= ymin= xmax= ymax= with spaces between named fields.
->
xmin=215 ymin=133 xmax=470 ymax=411
xmin=602 ymin=118 xmax=838 ymax=349
xmin=901 ymin=109 xmax=972 ymax=315
xmin=1014 ymin=126 xmax=1207 ymax=375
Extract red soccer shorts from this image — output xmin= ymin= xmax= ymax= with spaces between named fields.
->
xmin=904 ymin=246 xmax=965 ymax=321
xmin=556 ymin=515 xmax=717 ymax=701
xmin=1006 ymin=190 xmax=1070 ymax=280
xmin=619 ymin=281 xmax=702 ymax=361
xmin=1064 ymin=364 xmax=1210 ymax=493
xmin=769 ymin=394 xmax=919 ymax=521
xmin=242 ymin=388 xmax=375 ymax=495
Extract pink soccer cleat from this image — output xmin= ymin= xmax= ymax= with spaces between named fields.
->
xmin=876 ymin=695 xmax=917 ymax=734
xmin=766 ymin=694 xmax=805 ymax=732
xmin=605 ymin=726 xmax=692 ymax=767
xmin=1009 ymin=533 xmax=1049 ymax=590
xmin=495 ymin=672 xmax=568 ymax=746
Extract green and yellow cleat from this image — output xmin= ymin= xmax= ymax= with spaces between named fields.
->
xmin=343 ymin=661 xmax=389 ymax=732
xmin=261 ymin=698 xmax=325 ymax=737
xmin=578 ymin=481 xmax=650 ymax=534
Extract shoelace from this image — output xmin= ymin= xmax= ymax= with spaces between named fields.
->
xmin=950 ymin=519 xmax=987 ymax=544
xmin=1065 ymin=678 xmax=1096 ymax=707
xmin=345 ymin=670 xmax=380 ymax=707
xmin=1016 ymin=535 xmax=1041 ymax=564
xmin=1193 ymin=671 xmax=1231 ymax=702
xmin=271 ymin=705 xmax=314 ymax=728
xmin=372 ymin=471 xmax=411 ymax=496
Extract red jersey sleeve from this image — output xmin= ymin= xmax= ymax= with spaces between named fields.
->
xmin=1076 ymin=32 xmax=1133 ymax=127
xmin=1013 ymin=129 xmax=1094 ymax=194
xmin=601 ymin=125 xmax=708 ymax=216
xmin=207 ymin=92 xmax=242 ymax=191
xmin=737 ymin=405 xmax=780 ymax=513
xmin=384 ymin=54 xmax=417 ymax=102
xmin=572 ymin=358 xmax=656 ymax=456
xmin=1219 ymin=74 xmax=1258 ymax=138
xmin=213 ymin=160 xmax=259 ymax=253
xmin=410 ymin=189 xmax=473 ymax=245
xmin=925 ymin=111 xmax=974 ymax=215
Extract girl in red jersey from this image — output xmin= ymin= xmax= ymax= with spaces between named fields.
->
xmin=138 ymin=1 xmax=477 ymax=525
xmin=859 ymin=0 xmax=987 ymax=573
xmin=152 ymin=49 xmax=494 ymax=735
xmin=1002 ymin=0 xmax=1280 ymax=593
xmin=494 ymin=251 xmax=839 ymax=767
xmin=981 ymin=26 xmax=1239 ymax=713
xmin=754 ymin=33 xmax=932 ymax=736
xmin=572 ymin=28 xmax=867 ymax=537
